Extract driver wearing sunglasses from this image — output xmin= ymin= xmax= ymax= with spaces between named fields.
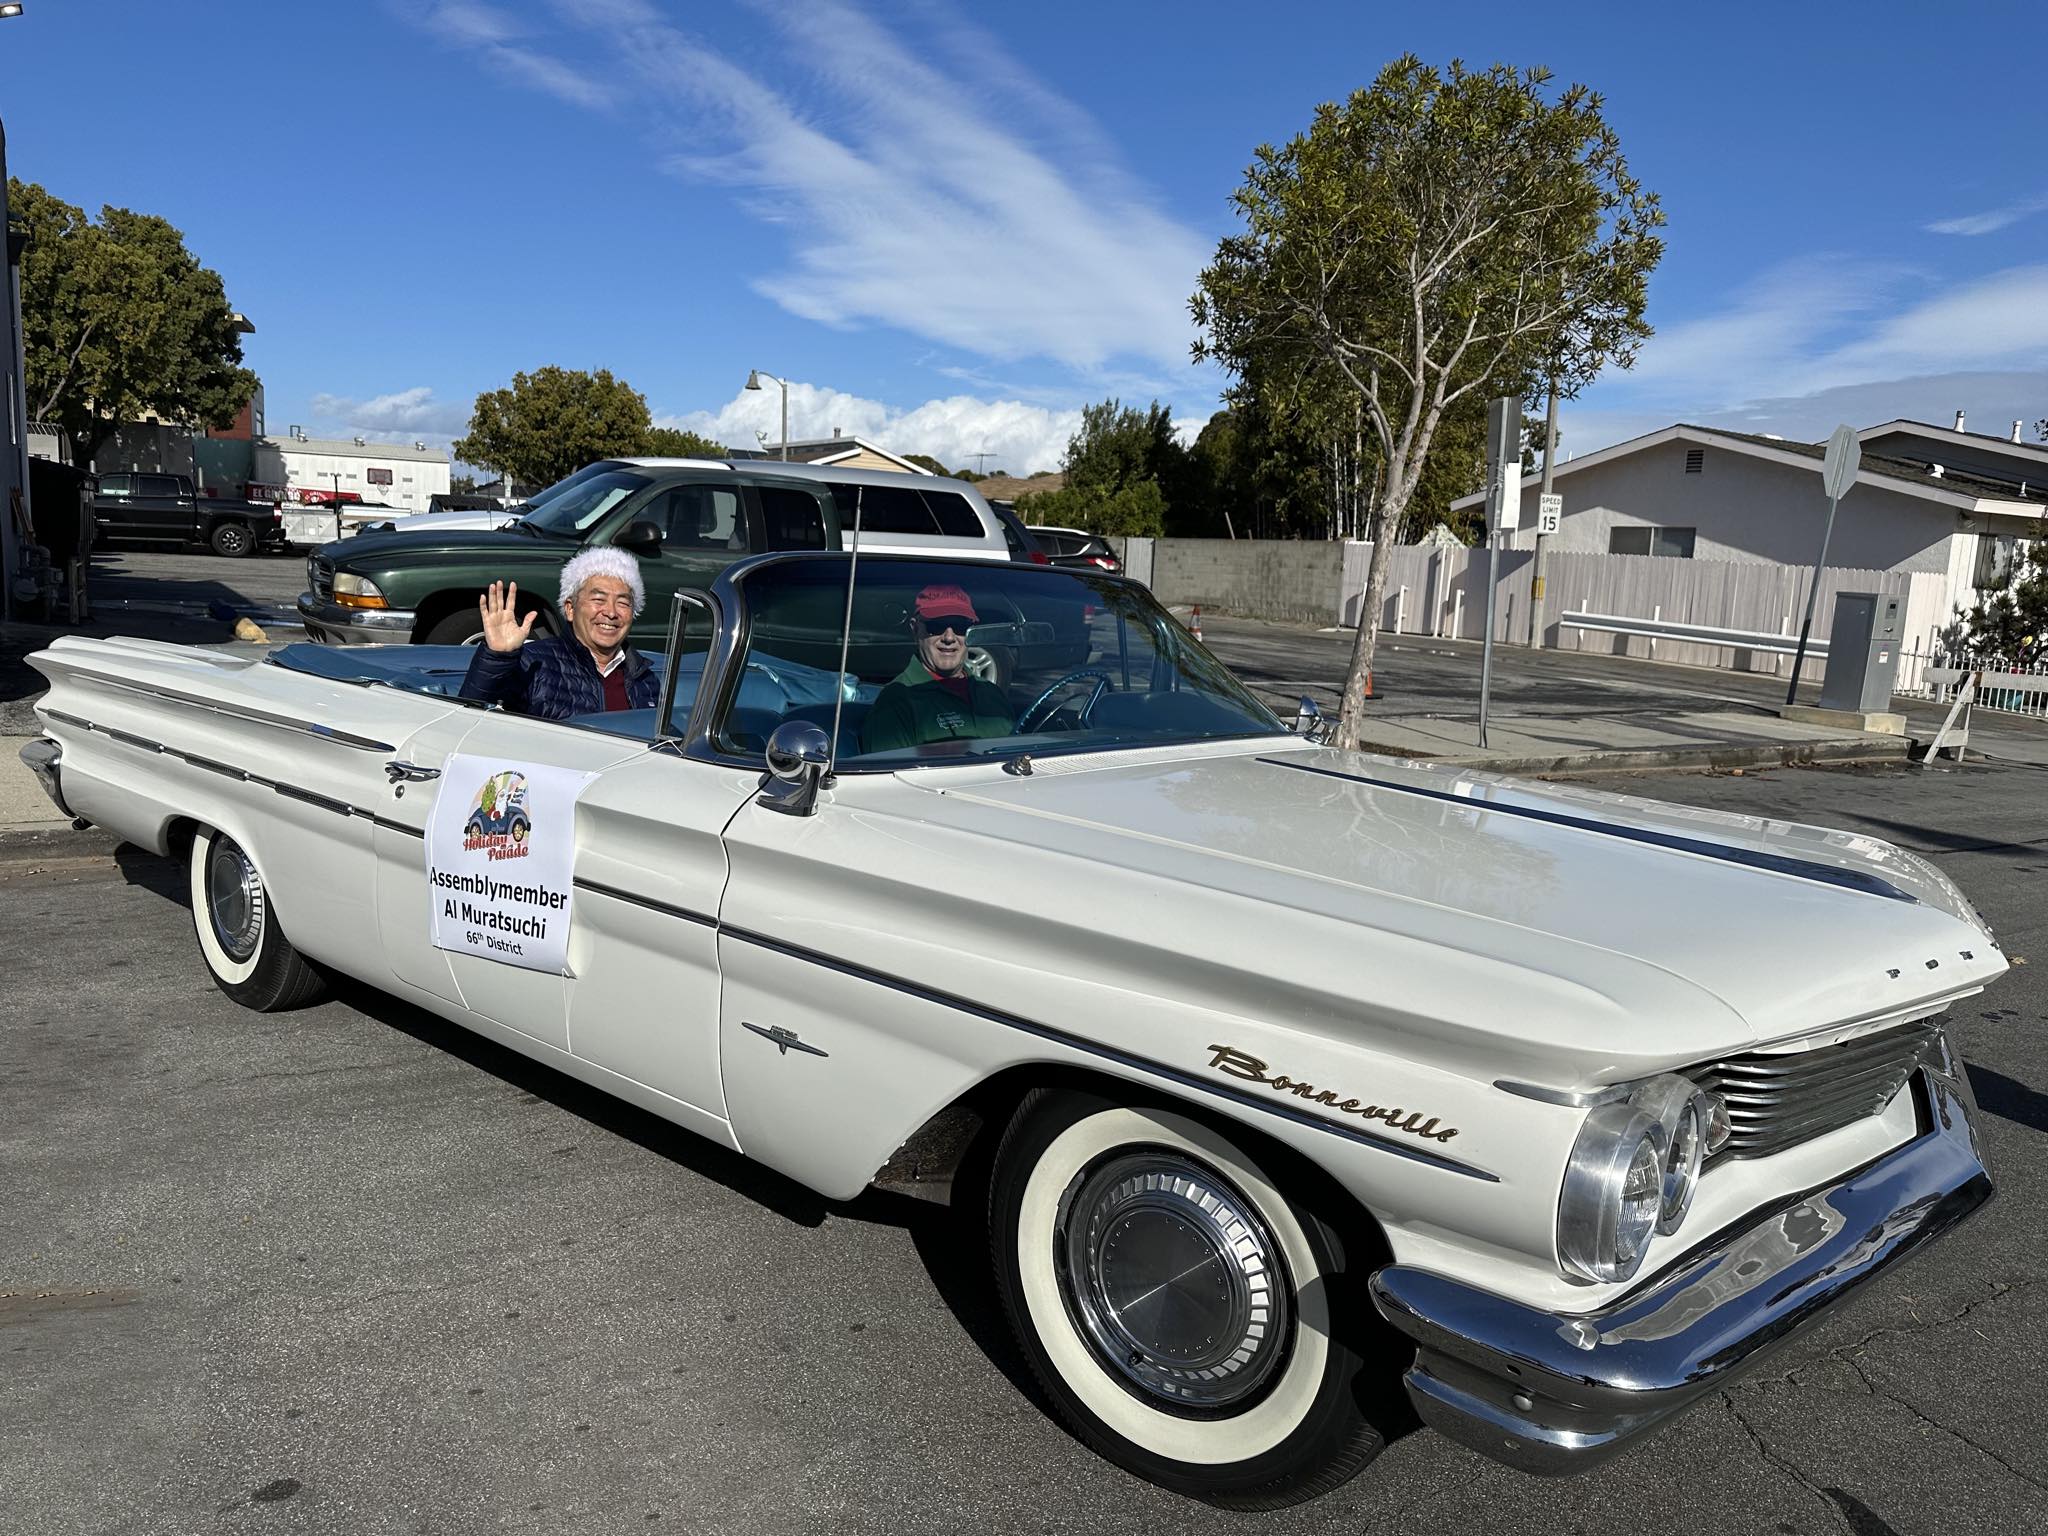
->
xmin=859 ymin=582 xmax=1016 ymax=754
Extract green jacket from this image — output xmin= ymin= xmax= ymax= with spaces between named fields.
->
xmin=860 ymin=658 xmax=1014 ymax=754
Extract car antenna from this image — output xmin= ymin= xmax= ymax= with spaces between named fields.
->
xmin=825 ymin=485 xmax=864 ymax=779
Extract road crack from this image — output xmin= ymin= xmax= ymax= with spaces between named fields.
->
xmin=1720 ymin=1392 xmax=1853 ymax=1533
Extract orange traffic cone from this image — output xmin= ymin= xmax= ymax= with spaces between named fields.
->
xmin=1190 ymin=604 xmax=1203 ymax=641
xmin=1362 ymin=667 xmax=1374 ymax=699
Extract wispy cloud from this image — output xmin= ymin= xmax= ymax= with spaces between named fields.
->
xmin=408 ymin=0 xmax=1209 ymax=373
xmin=1925 ymin=193 xmax=2048 ymax=237
xmin=664 ymin=380 xmax=1082 ymax=477
xmin=416 ymin=1 xmax=610 ymax=111
xmin=308 ymin=385 xmax=472 ymax=442
xmin=1567 ymin=260 xmax=2048 ymax=453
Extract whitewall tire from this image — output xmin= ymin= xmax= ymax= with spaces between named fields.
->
xmin=189 ymin=827 xmax=327 ymax=1011
xmin=989 ymin=1088 xmax=1386 ymax=1507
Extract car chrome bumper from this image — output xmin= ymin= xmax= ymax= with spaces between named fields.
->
xmin=1371 ymin=1050 xmax=1992 ymax=1475
xmin=19 ymin=737 xmax=76 ymax=818
xmin=296 ymin=592 xmax=416 ymax=644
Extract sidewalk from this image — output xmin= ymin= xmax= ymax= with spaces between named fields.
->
xmin=1199 ymin=617 xmax=2048 ymax=776
xmin=1348 ymin=704 xmax=1908 ymax=776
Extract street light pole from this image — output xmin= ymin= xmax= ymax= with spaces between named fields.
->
xmin=745 ymin=370 xmax=789 ymax=460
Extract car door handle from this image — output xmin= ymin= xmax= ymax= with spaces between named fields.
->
xmin=384 ymin=760 xmax=441 ymax=783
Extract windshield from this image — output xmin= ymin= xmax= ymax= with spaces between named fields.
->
xmin=714 ymin=557 xmax=1284 ymax=767
xmin=521 ymin=466 xmax=652 ymax=535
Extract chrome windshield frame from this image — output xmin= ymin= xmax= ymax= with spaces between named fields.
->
xmin=666 ymin=552 xmax=1286 ymax=775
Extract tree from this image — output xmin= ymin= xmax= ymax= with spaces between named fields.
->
xmin=903 ymin=453 xmax=952 ymax=476
xmin=12 ymin=179 xmax=258 ymax=468
xmin=641 ymin=424 xmax=728 ymax=459
xmin=455 ymin=367 xmax=653 ymax=489
xmin=1017 ymin=398 xmax=1187 ymax=537
xmin=1953 ymin=535 xmax=2047 ymax=663
xmin=1193 ymin=58 xmax=1663 ymax=748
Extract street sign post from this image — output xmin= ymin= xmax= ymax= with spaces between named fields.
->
xmin=1786 ymin=424 xmax=1860 ymax=706
xmin=1478 ymin=396 xmax=1522 ymax=748
xmin=1536 ymin=493 xmax=1562 ymax=535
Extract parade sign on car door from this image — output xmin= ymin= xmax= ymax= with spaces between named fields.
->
xmin=424 ymin=754 xmax=596 ymax=974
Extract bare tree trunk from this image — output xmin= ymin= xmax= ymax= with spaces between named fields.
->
xmin=1332 ymin=487 xmax=1410 ymax=750
xmin=1352 ymin=399 xmax=1364 ymax=540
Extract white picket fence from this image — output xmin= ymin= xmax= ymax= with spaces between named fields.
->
xmin=1894 ymin=649 xmax=2048 ymax=719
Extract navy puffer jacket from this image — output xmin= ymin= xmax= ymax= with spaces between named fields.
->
xmin=459 ymin=635 xmax=662 ymax=720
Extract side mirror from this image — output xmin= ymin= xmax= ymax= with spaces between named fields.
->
xmin=616 ymin=519 xmax=664 ymax=557
xmin=758 ymin=719 xmax=831 ymax=816
xmin=1294 ymin=696 xmax=1328 ymax=742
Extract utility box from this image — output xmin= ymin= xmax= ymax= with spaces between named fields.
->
xmin=1818 ymin=592 xmax=1903 ymax=712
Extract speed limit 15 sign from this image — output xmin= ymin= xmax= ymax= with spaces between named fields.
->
xmin=1537 ymin=493 xmax=1562 ymax=535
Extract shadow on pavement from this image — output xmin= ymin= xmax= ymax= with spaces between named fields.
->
xmin=1847 ymin=815 xmax=2046 ymax=859
xmin=106 ymin=840 xmax=1057 ymax=1400
xmin=1969 ymin=1064 xmax=2048 ymax=1134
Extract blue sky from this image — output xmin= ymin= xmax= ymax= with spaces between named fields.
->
xmin=5 ymin=0 xmax=2046 ymax=475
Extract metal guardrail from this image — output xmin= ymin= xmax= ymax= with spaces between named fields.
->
xmin=1560 ymin=608 xmax=1828 ymax=658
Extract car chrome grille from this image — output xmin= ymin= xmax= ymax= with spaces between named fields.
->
xmin=1695 ymin=1018 xmax=1940 ymax=1162
xmin=309 ymin=555 xmax=333 ymax=600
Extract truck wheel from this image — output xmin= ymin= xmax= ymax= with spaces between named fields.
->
xmin=988 ymin=1089 xmax=1385 ymax=1507
xmin=424 ymin=611 xmax=488 ymax=646
xmin=209 ymin=521 xmax=254 ymax=558
xmin=189 ymin=827 xmax=327 ymax=1011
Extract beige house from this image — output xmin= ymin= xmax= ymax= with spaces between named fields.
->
xmin=1455 ymin=419 xmax=2046 ymax=628
xmin=727 ymin=432 xmax=930 ymax=475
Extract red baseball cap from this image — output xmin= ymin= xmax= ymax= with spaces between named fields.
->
xmin=913 ymin=583 xmax=979 ymax=623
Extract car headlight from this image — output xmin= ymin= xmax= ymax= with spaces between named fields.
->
xmin=333 ymin=573 xmax=388 ymax=610
xmin=1558 ymin=1103 xmax=1666 ymax=1283
xmin=1557 ymin=1071 xmax=1714 ymax=1283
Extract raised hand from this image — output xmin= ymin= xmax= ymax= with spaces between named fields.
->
xmin=478 ymin=581 xmax=537 ymax=653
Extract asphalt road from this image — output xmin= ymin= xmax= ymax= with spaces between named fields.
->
xmin=4 ymin=756 xmax=2044 ymax=1535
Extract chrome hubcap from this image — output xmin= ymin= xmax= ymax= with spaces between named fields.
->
xmin=206 ymin=839 xmax=264 ymax=962
xmin=1056 ymin=1152 xmax=1292 ymax=1412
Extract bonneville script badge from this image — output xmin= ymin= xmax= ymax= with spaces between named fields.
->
xmin=1205 ymin=1044 xmax=1460 ymax=1143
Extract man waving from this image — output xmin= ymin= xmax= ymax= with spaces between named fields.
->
xmin=458 ymin=549 xmax=662 ymax=720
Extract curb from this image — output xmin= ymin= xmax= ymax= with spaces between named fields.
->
xmin=1353 ymin=733 xmax=1914 ymax=779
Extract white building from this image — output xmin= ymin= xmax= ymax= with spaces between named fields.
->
xmin=254 ymin=432 xmax=452 ymax=514
xmin=1455 ymin=417 xmax=2047 ymax=630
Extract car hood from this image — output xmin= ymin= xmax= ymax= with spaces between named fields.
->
xmin=894 ymin=741 xmax=2003 ymax=1082
xmin=350 ymin=508 xmax=518 ymax=535
xmin=326 ymin=524 xmax=571 ymax=567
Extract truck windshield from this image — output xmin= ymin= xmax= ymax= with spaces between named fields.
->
xmin=520 ymin=468 xmax=653 ymax=536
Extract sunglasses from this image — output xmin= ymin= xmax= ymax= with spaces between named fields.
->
xmin=919 ymin=614 xmax=977 ymax=637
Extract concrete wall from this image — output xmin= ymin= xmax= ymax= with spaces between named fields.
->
xmin=1145 ymin=538 xmax=1346 ymax=625
xmin=1500 ymin=438 xmax=1958 ymax=574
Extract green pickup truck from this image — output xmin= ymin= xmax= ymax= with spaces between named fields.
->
xmin=297 ymin=458 xmax=1018 ymax=648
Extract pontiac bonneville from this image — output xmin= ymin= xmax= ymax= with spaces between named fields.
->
xmin=21 ymin=553 xmax=2004 ymax=1507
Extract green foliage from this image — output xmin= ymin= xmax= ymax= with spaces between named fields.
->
xmin=13 ymin=179 xmax=259 ymax=466
xmin=455 ymin=367 xmax=654 ymax=488
xmin=1190 ymin=56 xmax=1663 ymax=742
xmin=903 ymin=453 xmax=952 ymax=476
xmin=641 ymin=424 xmax=728 ymax=459
xmin=1020 ymin=399 xmax=1185 ymax=536
xmin=1016 ymin=480 xmax=1169 ymax=539
xmin=1954 ymin=541 xmax=2048 ymax=663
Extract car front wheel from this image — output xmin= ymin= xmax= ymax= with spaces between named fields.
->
xmin=188 ymin=826 xmax=327 ymax=1010
xmin=989 ymin=1089 xmax=1385 ymax=1507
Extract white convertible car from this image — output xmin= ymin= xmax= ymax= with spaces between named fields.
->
xmin=21 ymin=553 xmax=2005 ymax=1507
